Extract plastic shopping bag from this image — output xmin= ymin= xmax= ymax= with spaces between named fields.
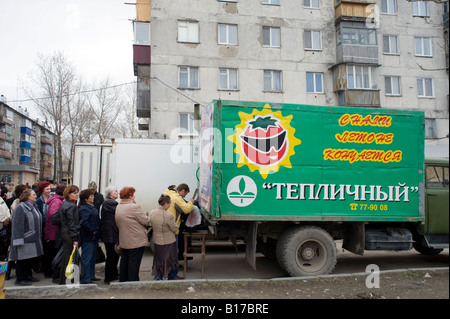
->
xmin=65 ymin=247 xmax=86 ymax=281
xmin=65 ymin=247 xmax=76 ymax=279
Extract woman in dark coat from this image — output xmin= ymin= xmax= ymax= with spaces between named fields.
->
xmin=9 ymin=189 xmax=43 ymax=286
xmin=79 ymin=189 xmax=100 ymax=284
xmin=58 ymin=185 xmax=80 ymax=285
xmin=100 ymin=186 xmax=120 ymax=283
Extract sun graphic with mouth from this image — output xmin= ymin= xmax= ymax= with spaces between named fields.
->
xmin=227 ymin=104 xmax=301 ymax=179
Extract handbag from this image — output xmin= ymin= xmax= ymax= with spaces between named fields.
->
xmin=96 ymin=244 xmax=106 ymax=263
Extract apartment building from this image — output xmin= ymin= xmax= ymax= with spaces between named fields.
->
xmin=132 ymin=0 xmax=449 ymax=150
xmin=0 ymin=98 xmax=54 ymax=185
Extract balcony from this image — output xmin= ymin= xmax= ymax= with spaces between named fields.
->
xmin=0 ymin=149 xmax=12 ymax=159
xmin=0 ymin=115 xmax=13 ymax=126
xmin=335 ymin=0 xmax=376 ymax=22
xmin=336 ymin=44 xmax=378 ymax=64
xmin=137 ymin=76 xmax=150 ymax=118
xmin=133 ymin=44 xmax=150 ymax=76
xmin=337 ymin=89 xmax=380 ymax=107
xmin=41 ymin=135 xmax=53 ymax=145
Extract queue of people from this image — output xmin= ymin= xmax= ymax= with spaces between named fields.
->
xmin=0 ymin=181 xmax=197 ymax=286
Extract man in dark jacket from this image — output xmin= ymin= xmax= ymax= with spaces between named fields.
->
xmin=88 ymin=181 xmax=104 ymax=212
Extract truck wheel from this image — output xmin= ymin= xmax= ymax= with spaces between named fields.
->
xmin=276 ymin=226 xmax=337 ymax=277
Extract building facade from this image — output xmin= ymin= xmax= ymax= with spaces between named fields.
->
xmin=133 ymin=0 xmax=449 ymax=149
xmin=0 ymin=98 xmax=54 ymax=185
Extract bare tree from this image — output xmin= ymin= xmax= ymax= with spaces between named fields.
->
xmin=87 ymin=77 xmax=124 ymax=144
xmin=25 ymin=51 xmax=78 ymax=182
xmin=119 ymin=82 xmax=145 ymax=139
xmin=64 ymin=80 xmax=95 ymax=175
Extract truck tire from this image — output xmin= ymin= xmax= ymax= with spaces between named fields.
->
xmin=276 ymin=226 xmax=337 ymax=277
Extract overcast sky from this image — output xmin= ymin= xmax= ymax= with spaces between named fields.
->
xmin=0 ymin=0 xmax=136 ymax=119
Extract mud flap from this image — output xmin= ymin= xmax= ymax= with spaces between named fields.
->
xmin=343 ymin=222 xmax=365 ymax=256
xmin=245 ymin=222 xmax=258 ymax=271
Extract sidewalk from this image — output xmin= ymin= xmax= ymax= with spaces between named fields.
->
xmin=3 ymin=241 xmax=285 ymax=290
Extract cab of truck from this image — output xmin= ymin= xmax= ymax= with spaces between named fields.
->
xmin=414 ymin=157 xmax=449 ymax=254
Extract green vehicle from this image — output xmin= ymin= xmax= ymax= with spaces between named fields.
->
xmin=198 ymin=100 xmax=449 ymax=276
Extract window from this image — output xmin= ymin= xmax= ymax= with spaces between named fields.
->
xmin=218 ymin=24 xmax=238 ymax=45
xmin=425 ymin=119 xmax=437 ymax=139
xmin=179 ymin=67 xmax=199 ymax=89
xmin=4 ymin=141 xmax=12 ymax=152
xmin=262 ymin=0 xmax=279 ymax=5
xmin=304 ymin=0 xmax=319 ymax=9
xmin=426 ymin=165 xmax=449 ymax=188
xmin=414 ymin=37 xmax=432 ymax=57
xmin=347 ymin=65 xmax=378 ymax=89
xmin=20 ymin=148 xmax=31 ymax=156
xmin=306 ymin=72 xmax=323 ymax=93
xmin=179 ymin=113 xmax=199 ymax=136
xmin=262 ymin=27 xmax=280 ymax=47
xmin=6 ymin=109 xmax=13 ymax=120
xmin=417 ymin=78 xmax=434 ymax=97
xmin=413 ymin=1 xmax=428 ymax=17
xmin=264 ymin=70 xmax=282 ymax=92
xmin=336 ymin=22 xmax=376 ymax=46
xmin=21 ymin=133 xmax=31 ymax=142
xmin=219 ymin=68 xmax=238 ymax=90
xmin=385 ymin=76 xmax=401 ymax=95
xmin=381 ymin=0 xmax=396 ymax=15
xmin=305 ymin=30 xmax=322 ymax=50
xmin=134 ymin=21 xmax=150 ymax=45
xmin=21 ymin=119 xmax=33 ymax=128
xmin=178 ymin=21 xmax=199 ymax=43
xmin=383 ymin=35 xmax=398 ymax=54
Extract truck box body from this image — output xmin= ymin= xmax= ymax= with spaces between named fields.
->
xmin=199 ymin=100 xmax=425 ymax=223
xmin=72 ymin=144 xmax=112 ymax=194
xmin=110 ymin=139 xmax=199 ymax=214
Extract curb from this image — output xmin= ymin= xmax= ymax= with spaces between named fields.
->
xmin=4 ymin=267 xmax=448 ymax=298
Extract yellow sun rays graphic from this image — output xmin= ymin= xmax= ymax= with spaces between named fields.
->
xmin=227 ymin=104 xmax=301 ymax=179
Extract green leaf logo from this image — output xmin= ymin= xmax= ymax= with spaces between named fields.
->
xmin=227 ymin=176 xmax=257 ymax=207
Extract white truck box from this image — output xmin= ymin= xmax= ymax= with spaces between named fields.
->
xmin=110 ymin=138 xmax=199 ymax=214
xmin=72 ymin=144 xmax=112 ymax=194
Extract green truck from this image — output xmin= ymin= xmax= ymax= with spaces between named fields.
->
xmin=198 ymin=100 xmax=449 ymax=276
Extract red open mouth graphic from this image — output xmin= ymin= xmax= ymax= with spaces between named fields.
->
xmin=240 ymin=116 xmax=288 ymax=166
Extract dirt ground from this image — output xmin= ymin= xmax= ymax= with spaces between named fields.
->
xmin=21 ymin=268 xmax=447 ymax=300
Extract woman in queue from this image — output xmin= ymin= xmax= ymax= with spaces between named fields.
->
xmin=149 ymin=194 xmax=179 ymax=280
xmin=115 ymin=187 xmax=149 ymax=282
xmin=100 ymin=186 xmax=120 ymax=283
xmin=9 ymin=189 xmax=43 ymax=286
xmin=58 ymin=185 xmax=80 ymax=285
